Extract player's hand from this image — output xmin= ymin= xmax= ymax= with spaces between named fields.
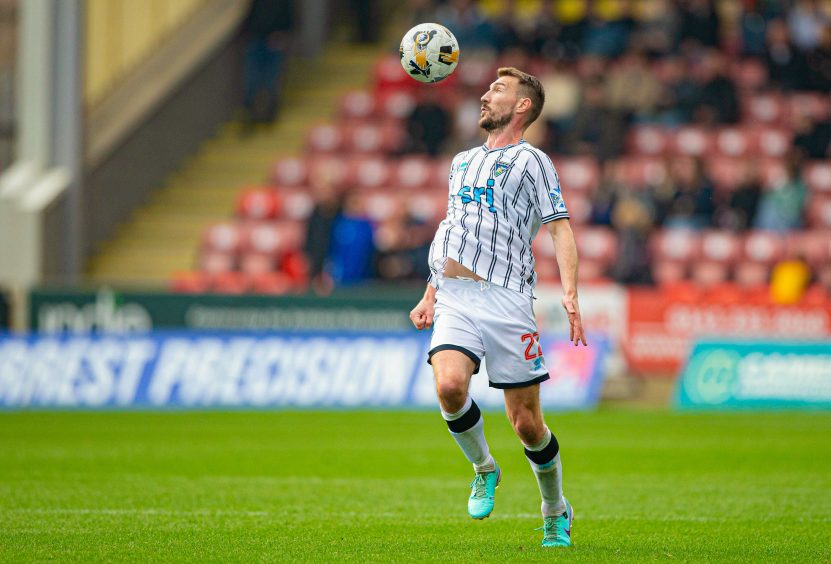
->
xmin=561 ymin=295 xmax=587 ymax=346
xmin=409 ymin=298 xmax=435 ymax=330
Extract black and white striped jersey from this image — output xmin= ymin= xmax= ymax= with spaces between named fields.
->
xmin=427 ymin=140 xmax=569 ymax=295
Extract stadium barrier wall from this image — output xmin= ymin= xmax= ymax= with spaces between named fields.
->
xmin=676 ymin=340 xmax=831 ymax=409
xmin=0 ymin=331 xmax=608 ymax=410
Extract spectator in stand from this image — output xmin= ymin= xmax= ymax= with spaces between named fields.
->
xmin=304 ymin=175 xmax=341 ymax=294
xmin=634 ymin=0 xmax=680 ymax=57
xmin=528 ymin=0 xmax=562 ymax=58
xmin=328 ymin=193 xmax=376 ymax=285
xmin=538 ymin=58 xmax=580 ymax=153
xmin=765 ymin=18 xmax=809 ymax=90
xmin=404 ymin=87 xmax=451 ymax=156
xmin=590 ymin=161 xmax=623 ymax=226
xmin=739 ymin=3 xmax=770 ymax=57
xmin=437 ymin=0 xmax=497 ymax=53
xmin=608 ymin=189 xmax=655 ymax=285
xmin=663 ymin=156 xmax=716 ymax=230
xmin=715 ymin=160 xmax=762 ymax=231
xmin=654 ymin=56 xmax=701 ymax=125
xmin=770 ymin=253 xmax=812 ymax=304
xmin=605 ymin=45 xmax=663 ymax=123
xmin=451 ymin=87 xmax=485 ymax=152
xmin=693 ymin=49 xmax=739 ymax=124
xmin=793 ymin=113 xmax=831 ymax=159
xmin=807 ymin=24 xmax=831 ymax=91
xmin=754 ymin=151 xmax=808 ymax=231
xmin=787 ymin=0 xmax=828 ymax=52
xmin=374 ymin=196 xmax=433 ymax=282
xmin=564 ymin=77 xmax=626 ymax=161
xmin=240 ymin=0 xmax=295 ymax=128
xmin=581 ymin=0 xmax=634 ymax=58
xmin=678 ymin=0 xmax=721 ymax=50
xmin=491 ymin=0 xmax=523 ymax=54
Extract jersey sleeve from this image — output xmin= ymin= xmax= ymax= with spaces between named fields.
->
xmin=529 ymin=152 xmax=569 ymax=223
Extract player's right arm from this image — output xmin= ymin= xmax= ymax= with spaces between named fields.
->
xmin=546 ymin=219 xmax=587 ymax=347
xmin=409 ymin=284 xmax=436 ymax=330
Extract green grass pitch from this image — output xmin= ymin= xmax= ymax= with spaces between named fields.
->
xmin=1 ymin=410 xmax=829 ymax=562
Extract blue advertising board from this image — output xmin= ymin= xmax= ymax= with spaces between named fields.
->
xmin=676 ymin=340 xmax=831 ymax=410
xmin=0 ymin=331 xmax=607 ymax=410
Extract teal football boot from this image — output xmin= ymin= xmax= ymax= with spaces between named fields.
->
xmin=467 ymin=466 xmax=501 ymax=519
xmin=540 ymin=497 xmax=573 ymax=547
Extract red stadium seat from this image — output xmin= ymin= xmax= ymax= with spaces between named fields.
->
xmin=202 ymin=222 xmax=243 ymax=253
xmin=377 ymin=89 xmax=418 ymax=120
xmin=306 ymin=123 xmax=344 ymax=154
xmin=236 ymin=187 xmax=279 ymax=221
xmin=805 ymin=161 xmax=831 ymax=194
xmin=280 ymin=251 xmax=310 ymax=284
xmin=651 ymin=229 xmax=700 ymax=262
xmin=339 ymin=90 xmax=376 ymax=121
xmin=754 ymin=127 xmax=791 ymax=158
xmin=532 ymin=231 xmax=556 ymax=259
xmin=374 ymin=54 xmax=417 ymax=92
xmin=706 ymin=157 xmax=745 ymax=191
xmin=243 ymin=221 xmax=305 ymax=255
xmin=457 ymin=56 xmax=496 ymax=89
xmin=278 ymin=187 xmax=315 ymax=221
xmin=200 ymin=250 xmax=236 ymax=274
xmin=574 ymin=227 xmax=617 ymax=265
xmin=249 ymin=271 xmax=294 ymax=295
xmin=353 ymin=157 xmax=392 ymax=190
xmin=652 ymin=260 xmax=688 ymax=286
xmin=807 ymin=195 xmax=831 ymax=229
xmin=691 ymin=261 xmax=730 ymax=287
xmin=731 ymin=58 xmax=769 ymax=92
xmin=270 ymin=157 xmax=307 ymax=187
xmin=613 ymin=157 xmax=667 ymax=187
xmin=627 ymin=126 xmax=670 ymax=156
xmin=714 ymin=127 xmax=752 ymax=158
xmin=307 ymin=156 xmax=352 ymax=190
xmin=361 ymin=189 xmax=398 ymax=222
xmin=733 ymin=261 xmax=770 ymax=287
xmin=671 ymin=127 xmax=714 ymax=157
xmin=169 ymin=271 xmax=210 ymax=293
xmin=785 ymin=230 xmax=831 ymax=267
xmin=345 ymin=122 xmax=404 ymax=155
xmin=742 ymin=231 xmax=785 ymax=263
xmin=578 ymin=259 xmax=610 ymax=282
xmin=534 ymin=257 xmax=560 ymax=283
xmin=433 ymin=156 xmax=455 ymax=189
xmin=210 ymin=271 xmax=250 ymax=294
xmin=407 ymin=190 xmax=447 ymax=223
xmin=742 ymin=93 xmax=785 ymax=124
xmin=555 ymin=156 xmax=600 ymax=194
xmin=565 ymin=192 xmax=591 ymax=224
xmin=700 ymin=230 xmax=742 ymax=263
xmin=394 ymin=156 xmax=434 ymax=189
xmin=788 ymin=92 xmax=829 ymax=121
xmin=239 ymin=251 xmax=276 ymax=274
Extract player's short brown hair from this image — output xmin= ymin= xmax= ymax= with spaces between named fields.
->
xmin=497 ymin=67 xmax=545 ymax=129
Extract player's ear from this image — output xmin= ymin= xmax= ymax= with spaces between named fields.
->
xmin=516 ymin=97 xmax=532 ymax=116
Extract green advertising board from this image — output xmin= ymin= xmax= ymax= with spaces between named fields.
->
xmin=28 ymin=287 xmax=424 ymax=333
xmin=676 ymin=340 xmax=831 ymax=410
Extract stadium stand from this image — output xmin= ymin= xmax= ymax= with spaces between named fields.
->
xmin=161 ymin=0 xmax=831 ymax=303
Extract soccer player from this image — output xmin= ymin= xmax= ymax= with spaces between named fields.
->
xmin=409 ymin=67 xmax=587 ymax=547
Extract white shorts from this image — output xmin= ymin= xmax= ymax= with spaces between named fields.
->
xmin=428 ymin=277 xmax=549 ymax=389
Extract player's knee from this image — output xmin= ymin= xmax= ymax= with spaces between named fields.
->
xmin=511 ymin=413 xmax=544 ymax=445
xmin=435 ymin=376 xmax=468 ymax=412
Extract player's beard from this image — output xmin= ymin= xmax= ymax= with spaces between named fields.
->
xmin=479 ymin=108 xmax=513 ymax=132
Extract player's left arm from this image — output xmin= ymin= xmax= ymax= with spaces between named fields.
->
xmin=546 ymin=219 xmax=587 ymax=346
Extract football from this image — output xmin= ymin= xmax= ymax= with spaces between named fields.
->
xmin=399 ymin=23 xmax=460 ymax=83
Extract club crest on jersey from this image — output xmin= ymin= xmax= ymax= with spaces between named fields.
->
xmin=493 ymin=161 xmax=510 ymax=177
xmin=550 ymin=191 xmax=563 ymax=207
